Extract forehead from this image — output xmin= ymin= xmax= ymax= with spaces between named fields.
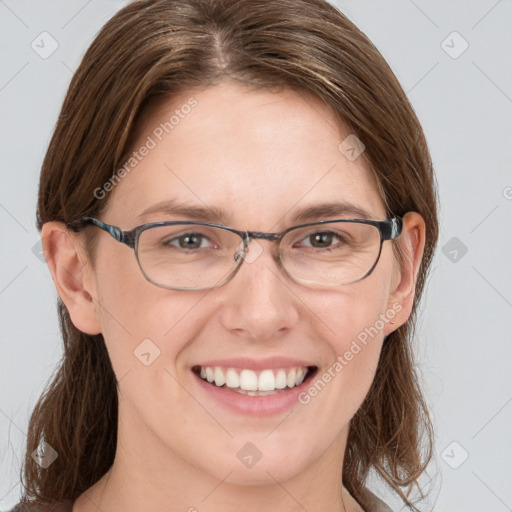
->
xmin=108 ymin=81 xmax=386 ymax=229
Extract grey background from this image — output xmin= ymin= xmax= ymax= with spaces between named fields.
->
xmin=1 ymin=1 xmax=511 ymax=510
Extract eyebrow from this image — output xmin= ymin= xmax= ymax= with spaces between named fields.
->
xmin=137 ymin=199 xmax=375 ymax=225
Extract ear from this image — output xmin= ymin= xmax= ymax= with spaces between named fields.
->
xmin=41 ymin=222 xmax=102 ymax=335
xmin=383 ymin=211 xmax=426 ymax=336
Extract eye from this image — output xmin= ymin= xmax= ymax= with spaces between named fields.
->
xmin=164 ymin=232 xmax=214 ymax=250
xmin=300 ymin=231 xmax=344 ymax=249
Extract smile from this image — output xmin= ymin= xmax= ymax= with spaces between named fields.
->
xmin=193 ymin=365 xmax=315 ymax=395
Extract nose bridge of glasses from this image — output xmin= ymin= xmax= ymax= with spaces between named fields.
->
xmin=247 ymin=230 xmax=281 ymax=242
xmin=234 ymin=230 xmax=282 ymax=265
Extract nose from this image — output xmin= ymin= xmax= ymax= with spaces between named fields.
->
xmin=218 ymin=238 xmax=300 ymax=340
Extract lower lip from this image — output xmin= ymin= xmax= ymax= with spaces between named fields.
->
xmin=193 ymin=371 xmax=315 ymax=416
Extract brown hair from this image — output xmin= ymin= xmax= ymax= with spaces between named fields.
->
xmin=20 ymin=0 xmax=439 ymax=509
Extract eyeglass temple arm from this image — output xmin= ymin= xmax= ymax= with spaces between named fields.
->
xmin=73 ymin=217 xmax=136 ymax=247
xmin=380 ymin=217 xmax=403 ymax=240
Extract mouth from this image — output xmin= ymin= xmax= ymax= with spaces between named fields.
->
xmin=191 ymin=365 xmax=318 ymax=396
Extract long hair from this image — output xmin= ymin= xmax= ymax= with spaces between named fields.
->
xmin=20 ymin=0 xmax=439 ymax=509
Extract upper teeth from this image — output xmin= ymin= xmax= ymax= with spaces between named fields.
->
xmin=199 ymin=366 xmax=308 ymax=392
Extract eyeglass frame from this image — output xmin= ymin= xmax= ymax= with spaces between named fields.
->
xmin=69 ymin=215 xmax=403 ymax=290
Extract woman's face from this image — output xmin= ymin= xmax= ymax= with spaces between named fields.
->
xmin=77 ymin=81 xmax=408 ymax=486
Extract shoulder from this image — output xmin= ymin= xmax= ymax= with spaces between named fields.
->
xmin=8 ymin=500 xmax=74 ymax=512
xmin=359 ymin=487 xmax=394 ymax=512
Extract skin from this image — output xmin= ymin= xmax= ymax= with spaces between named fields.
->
xmin=42 ymin=80 xmax=425 ymax=512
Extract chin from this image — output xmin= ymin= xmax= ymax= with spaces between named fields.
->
xmin=209 ymin=436 xmax=316 ymax=487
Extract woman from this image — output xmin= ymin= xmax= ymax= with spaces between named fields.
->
xmin=12 ymin=0 xmax=438 ymax=510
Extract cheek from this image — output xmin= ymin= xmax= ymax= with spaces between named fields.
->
xmin=91 ymin=245 xmax=206 ymax=377
xmin=299 ymin=267 xmax=393 ymax=413
xmin=313 ymin=266 xmax=392 ymax=352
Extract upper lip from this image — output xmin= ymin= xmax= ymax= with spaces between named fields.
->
xmin=192 ymin=356 xmax=316 ymax=371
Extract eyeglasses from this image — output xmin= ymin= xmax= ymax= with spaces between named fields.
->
xmin=72 ymin=216 xmax=403 ymax=291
